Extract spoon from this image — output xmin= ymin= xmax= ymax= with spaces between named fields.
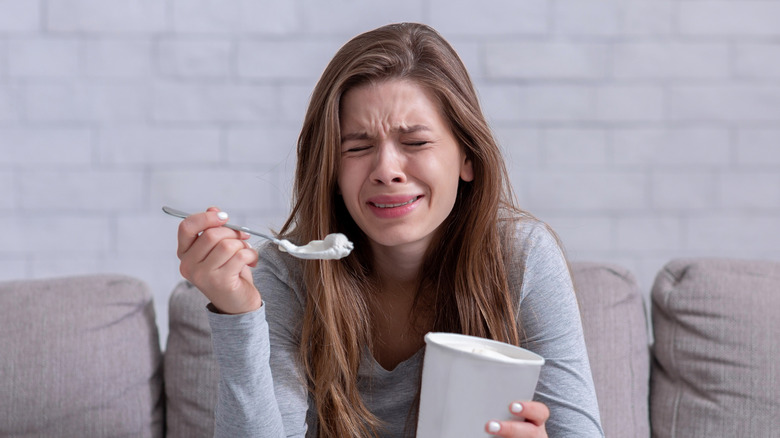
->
xmin=162 ymin=206 xmax=354 ymax=260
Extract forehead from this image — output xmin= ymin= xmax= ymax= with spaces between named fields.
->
xmin=339 ymin=80 xmax=446 ymax=133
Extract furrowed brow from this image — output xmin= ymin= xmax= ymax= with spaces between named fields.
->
xmin=341 ymin=132 xmax=371 ymax=143
xmin=399 ymin=125 xmax=431 ymax=135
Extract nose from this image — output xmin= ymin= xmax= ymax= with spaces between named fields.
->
xmin=370 ymin=142 xmax=406 ymax=185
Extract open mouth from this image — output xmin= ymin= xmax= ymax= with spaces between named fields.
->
xmin=370 ymin=196 xmax=421 ymax=209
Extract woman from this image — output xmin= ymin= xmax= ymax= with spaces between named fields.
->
xmin=176 ymin=23 xmax=603 ymax=437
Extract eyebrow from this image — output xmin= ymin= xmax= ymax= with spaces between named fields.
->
xmin=340 ymin=125 xmax=431 ymax=143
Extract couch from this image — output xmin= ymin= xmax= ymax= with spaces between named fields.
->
xmin=1 ymin=258 xmax=778 ymax=437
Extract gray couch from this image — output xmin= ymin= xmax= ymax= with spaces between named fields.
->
xmin=2 ymin=258 xmax=778 ymax=437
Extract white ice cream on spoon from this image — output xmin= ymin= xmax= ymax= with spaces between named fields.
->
xmin=162 ymin=206 xmax=354 ymax=260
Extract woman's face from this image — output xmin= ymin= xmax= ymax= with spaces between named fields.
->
xmin=337 ymin=79 xmax=473 ymax=256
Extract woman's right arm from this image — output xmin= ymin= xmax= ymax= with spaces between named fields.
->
xmin=176 ymin=208 xmax=307 ymax=437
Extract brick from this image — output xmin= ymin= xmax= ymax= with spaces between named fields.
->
xmin=152 ymin=82 xmax=276 ymax=122
xmin=686 ymin=215 xmax=780 ymax=251
xmin=0 ymin=0 xmax=40 ymax=32
xmin=150 ymin=169 xmax=285 ymax=215
xmin=83 ymin=39 xmax=153 ymax=78
xmin=595 ymin=85 xmax=664 ymax=122
xmin=0 ymin=128 xmax=93 ymax=166
xmin=554 ymin=0 xmax=620 ymax=36
xmin=237 ymin=40 xmax=342 ymax=80
xmin=18 ymin=170 xmax=145 ymax=211
xmin=97 ymin=127 xmax=220 ymax=165
xmin=0 ymin=84 xmax=22 ymax=121
xmin=493 ymin=127 xmax=542 ymax=170
xmin=543 ymin=215 xmax=613 ymax=252
xmin=678 ymin=1 xmax=780 ymax=37
xmin=612 ymin=43 xmax=729 ymax=79
xmin=734 ymin=44 xmax=780 ymax=79
xmin=0 ymin=258 xmax=30 ymax=280
xmin=0 ymin=172 xmax=13 ymax=209
xmin=736 ymin=131 xmax=780 ymax=165
xmin=720 ymin=172 xmax=780 ymax=210
xmin=278 ymin=84 xmax=315 ymax=125
xmin=523 ymin=171 xmax=647 ymax=212
xmin=8 ymin=38 xmax=80 ymax=77
xmin=669 ymin=85 xmax=780 ymax=122
xmin=485 ymin=42 xmax=607 ymax=80
xmin=544 ymin=129 xmax=609 ymax=167
xmin=29 ymin=255 xmax=102 ymax=278
xmin=622 ymin=1 xmax=673 ymax=36
xmin=46 ymin=0 xmax=167 ymax=33
xmin=651 ymin=171 xmax=717 ymax=210
xmin=116 ymin=214 xmax=180 ymax=253
xmin=25 ymin=82 xmax=148 ymax=122
xmin=430 ymin=0 xmax=547 ymax=36
xmin=0 ymin=215 xmax=110 ymax=252
xmin=226 ymin=126 xmax=299 ymax=166
xmin=172 ymin=0 xmax=297 ymax=34
xmin=301 ymin=0 xmax=425 ymax=36
xmin=157 ymin=38 xmax=232 ymax=78
xmin=615 ymin=216 xmax=681 ymax=252
xmin=479 ymin=84 xmax=593 ymax=122
xmin=612 ymin=128 xmax=731 ymax=167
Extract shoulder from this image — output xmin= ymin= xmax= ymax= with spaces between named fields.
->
xmin=500 ymin=213 xmax=571 ymax=305
xmin=501 ymin=213 xmax=566 ymax=270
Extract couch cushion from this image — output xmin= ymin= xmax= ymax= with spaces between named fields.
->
xmin=571 ymin=262 xmax=651 ymax=438
xmin=164 ymin=280 xmax=219 ymax=438
xmin=0 ymin=274 xmax=164 ymax=437
xmin=651 ymin=258 xmax=780 ymax=437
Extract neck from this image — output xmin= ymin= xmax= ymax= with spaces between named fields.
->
xmin=370 ymin=242 xmax=425 ymax=292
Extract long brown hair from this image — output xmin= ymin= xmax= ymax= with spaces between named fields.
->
xmin=279 ymin=22 xmax=524 ymax=437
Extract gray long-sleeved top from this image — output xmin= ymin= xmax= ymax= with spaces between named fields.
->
xmin=207 ymin=219 xmax=605 ymax=437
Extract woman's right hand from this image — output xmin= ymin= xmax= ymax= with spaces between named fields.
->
xmin=176 ymin=207 xmax=262 ymax=314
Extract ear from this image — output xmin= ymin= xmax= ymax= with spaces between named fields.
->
xmin=460 ymin=154 xmax=474 ymax=182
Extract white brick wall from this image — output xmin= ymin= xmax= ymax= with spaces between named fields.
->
xmin=2 ymin=0 xmax=779 ymax=346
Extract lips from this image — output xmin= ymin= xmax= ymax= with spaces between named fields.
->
xmin=369 ymin=196 xmax=421 ymax=208
xmin=366 ymin=195 xmax=423 ymax=218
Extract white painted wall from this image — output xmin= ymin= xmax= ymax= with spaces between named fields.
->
xmin=2 ymin=0 xmax=779 ymax=346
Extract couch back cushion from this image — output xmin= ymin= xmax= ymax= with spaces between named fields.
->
xmin=0 ymin=274 xmax=164 ymax=437
xmin=571 ymin=262 xmax=651 ymax=438
xmin=164 ymin=281 xmax=219 ymax=437
xmin=651 ymin=258 xmax=780 ymax=437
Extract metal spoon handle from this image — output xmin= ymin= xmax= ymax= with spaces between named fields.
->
xmin=162 ymin=206 xmax=277 ymax=242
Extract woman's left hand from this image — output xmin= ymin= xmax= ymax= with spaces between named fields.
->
xmin=485 ymin=401 xmax=549 ymax=437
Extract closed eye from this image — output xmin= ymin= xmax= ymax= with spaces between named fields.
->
xmin=404 ymin=141 xmax=429 ymax=146
xmin=345 ymin=145 xmax=372 ymax=153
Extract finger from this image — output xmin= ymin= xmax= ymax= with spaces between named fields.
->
xmin=485 ymin=419 xmax=537 ymax=437
xmin=176 ymin=209 xmax=230 ymax=258
xmin=510 ymin=401 xmax=549 ymax=427
xmin=201 ymin=237 xmax=251 ymax=273
xmin=216 ymin=242 xmax=259 ymax=275
xmin=181 ymin=225 xmax=246 ymax=268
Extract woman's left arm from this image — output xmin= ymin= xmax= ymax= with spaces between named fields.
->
xmin=499 ymin=221 xmax=605 ymax=437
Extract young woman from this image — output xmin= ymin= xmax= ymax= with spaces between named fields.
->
xmin=176 ymin=23 xmax=603 ymax=438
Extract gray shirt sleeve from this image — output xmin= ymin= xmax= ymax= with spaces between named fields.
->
xmin=513 ymin=221 xmax=604 ymax=437
xmin=207 ymin=246 xmax=310 ymax=438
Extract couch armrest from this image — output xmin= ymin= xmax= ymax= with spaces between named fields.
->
xmin=571 ymin=262 xmax=651 ymax=438
xmin=651 ymin=258 xmax=780 ymax=437
xmin=164 ymin=280 xmax=219 ymax=438
xmin=0 ymin=274 xmax=164 ymax=437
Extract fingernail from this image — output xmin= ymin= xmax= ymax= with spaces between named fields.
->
xmin=217 ymin=211 xmax=229 ymax=221
xmin=487 ymin=421 xmax=501 ymax=433
xmin=510 ymin=402 xmax=523 ymax=414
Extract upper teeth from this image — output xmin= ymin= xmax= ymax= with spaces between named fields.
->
xmin=374 ymin=197 xmax=419 ymax=208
